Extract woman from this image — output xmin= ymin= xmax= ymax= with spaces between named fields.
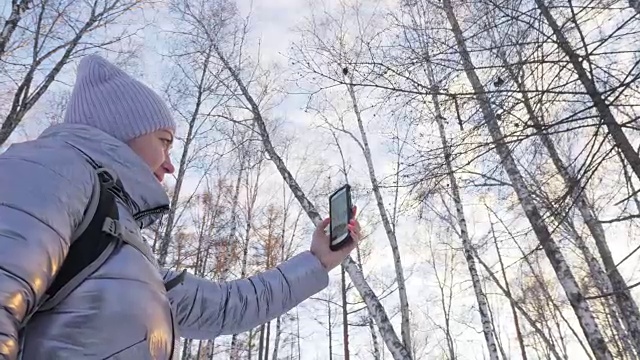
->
xmin=0 ymin=55 xmax=361 ymax=359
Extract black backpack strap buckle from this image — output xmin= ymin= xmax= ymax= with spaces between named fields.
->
xmin=164 ymin=269 xmax=188 ymax=292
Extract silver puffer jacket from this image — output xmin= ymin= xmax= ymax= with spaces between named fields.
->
xmin=0 ymin=123 xmax=329 ymax=359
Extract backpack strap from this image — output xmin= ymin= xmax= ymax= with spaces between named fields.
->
xmin=17 ymin=166 xmax=121 ymax=335
xmin=36 ymin=167 xmax=122 ymax=312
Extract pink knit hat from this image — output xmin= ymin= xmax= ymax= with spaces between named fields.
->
xmin=63 ymin=54 xmax=176 ymax=142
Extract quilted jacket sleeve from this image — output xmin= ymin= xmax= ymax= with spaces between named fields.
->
xmin=0 ymin=141 xmax=94 ymax=359
xmin=164 ymin=251 xmax=329 ymax=339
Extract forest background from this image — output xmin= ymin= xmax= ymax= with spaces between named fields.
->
xmin=2 ymin=0 xmax=640 ymax=359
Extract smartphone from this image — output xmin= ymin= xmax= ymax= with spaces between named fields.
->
xmin=329 ymin=184 xmax=353 ymax=251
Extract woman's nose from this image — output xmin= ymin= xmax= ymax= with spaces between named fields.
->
xmin=163 ymin=158 xmax=175 ymax=174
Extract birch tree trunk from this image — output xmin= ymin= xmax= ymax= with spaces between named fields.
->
xmin=441 ymin=1 xmax=612 ymax=358
xmin=195 ymin=340 xmax=203 ymax=359
xmin=248 ymin=329 xmax=255 ymax=360
xmin=231 ymin=160 xmax=262 ymax=359
xmin=491 ymin=224 xmax=527 ymax=360
xmin=427 ymin=238 xmax=457 ymax=360
xmin=222 ymin=157 xmax=244 ymax=277
xmin=475 ymin=248 xmax=564 ymax=360
xmin=271 ymin=316 xmax=282 ymax=360
xmin=356 ymin=243 xmax=381 ymax=360
xmin=158 ymin=47 xmax=214 ymax=267
xmin=329 ymin=298 xmax=335 ymax=360
xmin=341 ymin=265 xmax=350 ymax=360
xmin=533 ymin=0 xmax=640 ymax=182
xmin=211 ymin=43 xmax=412 ymax=359
xmin=345 ymin=80 xmax=413 ymax=355
xmin=533 ymin=180 xmax=634 ymax=358
xmin=181 ymin=339 xmax=192 ymax=359
xmin=493 ymin=41 xmax=640 ymax=356
xmin=502 ymin=208 xmax=594 ymax=359
xmin=368 ymin=312 xmax=382 ymax=360
xmin=0 ymin=0 xmax=31 ymax=59
xmin=422 ymin=52 xmax=499 ymax=360
xmin=258 ymin=324 xmax=266 ymax=360
xmin=264 ymin=321 xmax=271 ymax=360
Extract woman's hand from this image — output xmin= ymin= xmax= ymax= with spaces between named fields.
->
xmin=310 ymin=207 xmax=362 ymax=271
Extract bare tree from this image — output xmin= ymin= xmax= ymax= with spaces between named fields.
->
xmin=471 ymin=3 xmax=640 ymax=355
xmin=0 ymin=0 xmax=32 ymax=58
xmin=437 ymin=0 xmax=613 ymax=357
xmin=156 ymin=34 xmax=228 ymax=266
xmin=290 ymin=3 xmax=417 ymax=354
xmin=163 ymin=1 xmax=413 ymax=358
xmin=530 ymin=0 xmax=640 ymax=182
xmin=343 ymin=76 xmax=413 ymax=357
xmin=490 ymin=222 xmax=527 ymax=360
xmin=412 ymin=12 xmax=499 ymax=360
xmin=426 ymin=228 xmax=458 ymax=360
xmin=0 ymin=0 xmax=153 ymax=145
xmin=230 ymin=154 xmax=263 ymax=359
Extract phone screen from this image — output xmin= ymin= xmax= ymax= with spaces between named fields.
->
xmin=330 ymin=187 xmax=350 ymax=245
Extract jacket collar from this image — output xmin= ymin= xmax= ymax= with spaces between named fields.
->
xmin=40 ymin=123 xmax=170 ymax=227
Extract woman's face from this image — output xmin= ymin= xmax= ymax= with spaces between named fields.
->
xmin=127 ymin=129 xmax=175 ymax=182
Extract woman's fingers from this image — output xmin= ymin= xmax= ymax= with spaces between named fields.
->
xmin=348 ymin=220 xmax=362 ymax=243
xmin=316 ymin=217 xmax=331 ymax=236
